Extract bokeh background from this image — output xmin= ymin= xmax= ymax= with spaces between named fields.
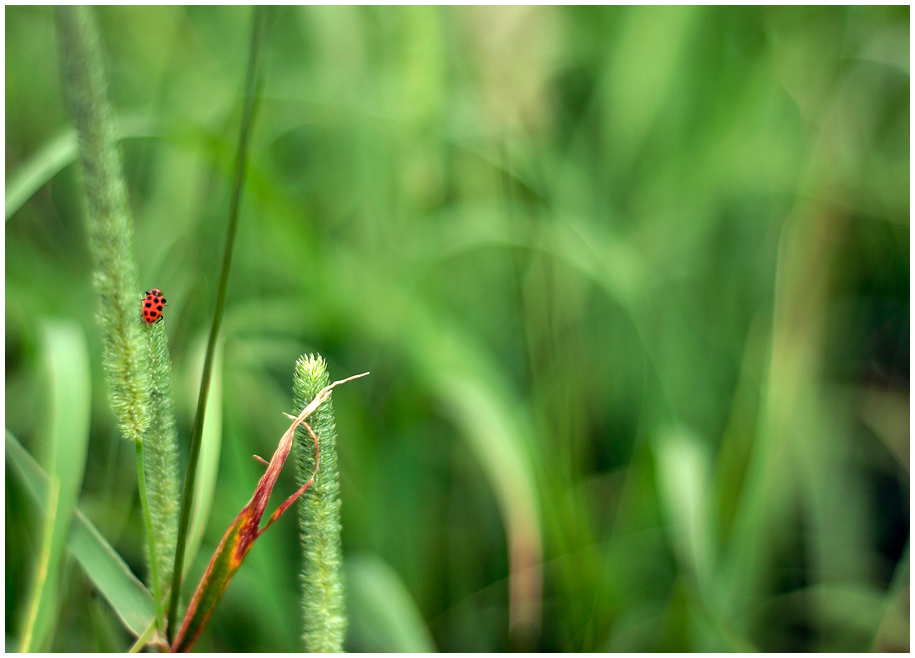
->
xmin=5 ymin=6 xmax=909 ymax=652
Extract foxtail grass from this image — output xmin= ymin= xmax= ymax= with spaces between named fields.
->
xmin=57 ymin=6 xmax=179 ymax=639
xmin=294 ymin=355 xmax=347 ymax=652
xmin=143 ymin=321 xmax=181 ymax=607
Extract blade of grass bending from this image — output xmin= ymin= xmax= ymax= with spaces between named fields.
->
xmin=345 ymin=553 xmax=437 ymax=652
xmin=18 ymin=321 xmax=91 ymax=652
xmin=184 ymin=335 xmax=225 ymax=574
xmin=167 ymin=6 xmax=271 ymax=640
xmin=171 ymin=372 xmax=368 ymax=652
xmin=6 ymin=431 xmax=158 ymax=641
xmin=4 ymin=116 xmax=157 ymax=221
xmin=19 ymin=480 xmax=59 ymax=652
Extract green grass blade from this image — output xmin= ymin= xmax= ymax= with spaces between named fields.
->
xmin=433 ymin=373 xmax=542 ymax=637
xmin=19 ymin=476 xmax=60 ymax=652
xmin=6 ymin=431 xmax=157 ymax=640
xmin=653 ymin=425 xmax=715 ymax=597
xmin=313 ymin=246 xmax=545 ymax=640
xmin=184 ymin=334 xmax=224 ymax=573
xmin=345 ymin=554 xmax=437 ymax=653
xmin=4 ymin=116 xmax=157 ymax=222
xmin=17 ymin=321 xmax=91 ymax=652
xmin=5 ymin=130 xmax=75 ymax=222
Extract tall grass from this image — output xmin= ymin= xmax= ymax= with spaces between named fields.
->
xmin=166 ymin=6 xmax=270 ymax=639
xmin=6 ymin=6 xmax=909 ymax=652
xmin=55 ymin=5 xmax=179 ymax=638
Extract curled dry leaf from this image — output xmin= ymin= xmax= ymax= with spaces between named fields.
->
xmin=170 ymin=372 xmax=369 ymax=653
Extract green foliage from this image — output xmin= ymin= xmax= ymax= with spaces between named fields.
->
xmin=55 ymin=6 xmax=177 ymax=640
xmin=183 ymin=335 xmax=225 ymax=578
xmin=170 ymin=366 xmax=363 ymax=652
xmin=167 ymin=7 xmax=270 ymax=638
xmin=294 ymin=355 xmax=346 ymax=652
xmin=345 ymin=553 xmax=437 ymax=652
xmin=6 ymin=6 xmax=908 ymax=653
xmin=16 ymin=323 xmax=91 ymax=651
xmin=6 ymin=431 xmax=157 ymax=638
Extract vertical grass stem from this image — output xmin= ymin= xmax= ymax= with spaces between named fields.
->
xmin=166 ymin=6 xmax=271 ymax=640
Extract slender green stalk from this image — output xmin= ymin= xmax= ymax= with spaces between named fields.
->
xmin=128 ymin=619 xmax=159 ymax=654
xmin=294 ymin=355 xmax=347 ymax=652
xmin=56 ymin=5 xmax=164 ymax=636
xmin=135 ymin=440 xmax=164 ymax=634
xmin=167 ymin=6 xmax=271 ymax=640
xmin=19 ymin=480 xmax=59 ymax=652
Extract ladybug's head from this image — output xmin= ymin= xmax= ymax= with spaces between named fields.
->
xmin=148 ymin=289 xmax=163 ymax=296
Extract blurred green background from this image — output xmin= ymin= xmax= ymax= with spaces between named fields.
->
xmin=5 ymin=6 xmax=909 ymax=652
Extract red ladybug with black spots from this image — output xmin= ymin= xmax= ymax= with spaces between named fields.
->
xmin=141 ymin=289 xmax=167 ymax=324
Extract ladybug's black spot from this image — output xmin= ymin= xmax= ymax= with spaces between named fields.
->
xmin=157 ymin=305 xmax=163 ymax=311
xmin=162 ymin=298 xmax=167 ymax=304
xmin=145 ymin=302 xmax=152 ymax=308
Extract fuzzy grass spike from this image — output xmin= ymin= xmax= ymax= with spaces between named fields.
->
xmin=294 ymin=355 xmax=348 ymax=652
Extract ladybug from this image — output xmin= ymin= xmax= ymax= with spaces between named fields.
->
xmin=141 ymin=289 xmax=167 ymax=324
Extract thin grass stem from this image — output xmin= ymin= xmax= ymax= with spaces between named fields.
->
xmin=135 ymin=440 xmax=165 ymax=635
xmin=166 ymin=6 xmax=271 ymax=640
